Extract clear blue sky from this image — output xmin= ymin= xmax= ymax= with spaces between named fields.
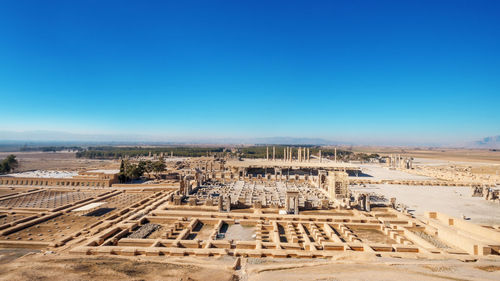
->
xmin=0 ymin=0 xmax=499 ymax=144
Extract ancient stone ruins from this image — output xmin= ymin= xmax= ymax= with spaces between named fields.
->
xmin=0 ymin=147 xmax=499 ymax=261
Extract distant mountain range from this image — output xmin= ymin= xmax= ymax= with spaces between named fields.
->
xmin=252 ymin=137 xmax=337 ymax=145
xmin=0 ymin=130 xmax=499 ymax=148
xmin=0 ymin=131 xmax=338 ymax=146
xmin=468 ymin=135 xmax=500 ymax=149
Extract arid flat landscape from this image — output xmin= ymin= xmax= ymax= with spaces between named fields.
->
xmin=350 ymin=147 xmax=500 ymax=164
xmin=1 ymin=1 xmax=499 ymax=280
xmin=0 ymin=152 xmax=116 ymax=172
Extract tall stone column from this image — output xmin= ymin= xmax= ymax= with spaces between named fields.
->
xmin=218 ymin=196 xmax=223 ymax=212
xmin=319 ymin=150 xmax=322 ymax=163
xmin=225 ymin=195 xmax=231 ymax=212
xmin=334 ymin=148 xmax=337 ymax=162
xmin=273 ymin=146 xmax=276 ymax=161
xmin=266 ymin=146 xmax=269 ymax=161
xmin=284 ymin=148 xmax=286 ymax=161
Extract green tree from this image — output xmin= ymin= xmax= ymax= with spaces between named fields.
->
xmin=144 ymin=160 xmax=154 ymax=178
xmin=124 ymin=162 xmax=145 ymax=181
xmin=118 ymin=160 xmax=127 ymax=183
xmin=0 ymin=155 xmax=18 ymax=174
xmin=152 ymin=160 xmax=166 ymax=179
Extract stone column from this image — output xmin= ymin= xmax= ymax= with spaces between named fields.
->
xmin=218 ymin=197 xmax=223 ymax=212
xmin=180 ymin=177 xmax=185 ymax=196
xmin=286 ymin=191 xmax=299 ymax=214
xmin=319 ymin=150 xmax=322 ymax=163
xmin=225 ymin=195 xmax=231 ymax=212
xmin=284 ymin=148 xmax=286 ymax=161
xmin=334 ymin=148 xmax=337 ymax=162
xmin=266 ymin=146 xmax=269 ymax=161
xmin=173 ymin=195 xmax=182 ymax=205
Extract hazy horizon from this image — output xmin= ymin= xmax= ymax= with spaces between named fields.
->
xmin=0 ymin=129 xmax=498 ymax=148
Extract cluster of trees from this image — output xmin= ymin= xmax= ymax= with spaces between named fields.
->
xmin=76 ymin=146 xmax=226 ymax=159
xmin=320 ymin=148 xmax=353 ymax=160
xmin=0 ymin=155 xmax=18 ymax=174
xmin=117 ymin=159 xmax=166 ymax=183
xmin=349 ymin=153 xmax=380 ymax=162
xmin=20 ymin=146 xmax=83 ymax=152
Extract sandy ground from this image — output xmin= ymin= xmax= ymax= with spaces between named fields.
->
xmin=412 ymin=157 xmax=500 ymax=173
xmin=350 ymin=163 xmax=500 ymax=224
xmin=351 ymin=184 xmax=500 ymax=224
xmin=224 ymin=224 xmax=256 ymax=241
xmin=0 ymin=151 xmax=116 ymax=172
xmin=355 ymin=164 xmax=434 ymax=180
xmin=246 ymin=256 xmax=500 ymax=281
xmin=2 ymin=251 xmax=499 ymax=281
xmin=0 ymin=253 xmax=238 ymax=281
xmin=350 ymin=147 xmax=500 ymax=164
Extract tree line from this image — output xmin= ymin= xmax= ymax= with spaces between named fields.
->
xmin=20 ymin=146 xmax=84 ymax=152
xmin=74 ymin=145 xmax=381 ymax=162
xmin=76 ymin=146 xmax=226 ymax=159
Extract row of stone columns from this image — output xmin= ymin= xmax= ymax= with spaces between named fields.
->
xmin=388 ymin=154 xmax=412 ymax=169
xmin=270 ymin=146 xmax=312 ymax=162
xmin=262 ymin=146 xmax=341 ymax=163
